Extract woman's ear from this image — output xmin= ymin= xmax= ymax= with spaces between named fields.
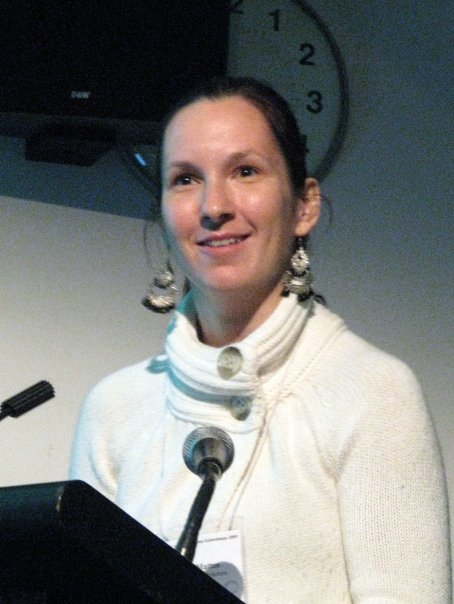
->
xmin=294 ymin=178 xmax=321 ymax=237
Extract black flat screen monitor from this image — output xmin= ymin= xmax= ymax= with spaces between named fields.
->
xmin=0 ymin=1 xmax=230 ymax=142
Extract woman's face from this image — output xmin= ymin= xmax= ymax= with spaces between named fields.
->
xmin=161 ymin=95 xmax=319 ymax=305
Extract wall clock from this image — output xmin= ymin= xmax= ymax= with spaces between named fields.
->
xmin=125 ymin=0 xmax=349 ymax=192
xmin=227 ymin=0 xmax=349 ymax=180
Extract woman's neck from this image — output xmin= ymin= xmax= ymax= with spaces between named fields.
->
xmin=191 ymin=283 xmax=283 ymax=348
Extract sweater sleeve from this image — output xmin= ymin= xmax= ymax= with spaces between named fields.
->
xmin=69 ymin=376 xmax=123 ymax=501
xmin=334 ymin=357 xmax=451 ymax=603
xmin=69 ymin=358 xmax=163 ymax=501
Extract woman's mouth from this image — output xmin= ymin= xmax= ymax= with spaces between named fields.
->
xmin=198 ymin=235 xmax=249 ymax=248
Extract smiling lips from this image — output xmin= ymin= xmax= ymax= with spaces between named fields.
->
xmin=197 ymin=234 xmax=249 ymax=248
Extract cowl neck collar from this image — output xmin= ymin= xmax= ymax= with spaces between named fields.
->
xmin=165 ymin=292 xmax=313 ymax=400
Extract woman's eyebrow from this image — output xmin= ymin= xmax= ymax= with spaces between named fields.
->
xmin=165 ymin=160 xmax=199 ymax=172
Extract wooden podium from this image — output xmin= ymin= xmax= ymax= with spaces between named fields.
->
xmin=0 ymin=480 xmax=243 ymax=603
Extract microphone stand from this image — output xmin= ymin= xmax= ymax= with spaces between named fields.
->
xmin=175 ymin=460 xmax=221 ymax=562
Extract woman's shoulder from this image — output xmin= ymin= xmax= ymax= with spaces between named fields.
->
xmin=313 ymin=303 xmax=415 ymax=370
xmin=297 ymin=305 xmax=436 ymax=467
xmin=81 ymin=354 xmax=169 ymax=419
xmin=301 ymin=303 xmax=423 ymax=404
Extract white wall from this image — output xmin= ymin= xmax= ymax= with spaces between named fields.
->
xmin=0 ymin=197 xmax=168 ymax=483
xmin=0 ymin=0 xmax=452 ymax=568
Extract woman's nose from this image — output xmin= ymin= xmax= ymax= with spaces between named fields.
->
xmin=199 ymin=179 xmax=234 ymax=230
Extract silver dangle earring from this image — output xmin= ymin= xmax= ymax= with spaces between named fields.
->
xmin=282 ymin=238 xmax=313 ymax=301
xmin=142 ymin=263 xmax=177 ymax=313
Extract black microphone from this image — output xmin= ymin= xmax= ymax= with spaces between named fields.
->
xmin=0 ymin=381 xmax=55 ymax=421
xmin=176 ymin=427 xmax=234 ymax=562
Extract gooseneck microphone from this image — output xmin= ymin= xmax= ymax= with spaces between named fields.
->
xmin=0 ymin=381 xmax=55 ymax=421
xmin=176 ymin=427 xmax=234 ymax=562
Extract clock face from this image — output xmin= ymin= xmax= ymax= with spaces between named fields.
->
xmin=227 ymin=0 xmax=349 ymax=180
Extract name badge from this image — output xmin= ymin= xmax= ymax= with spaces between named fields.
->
xmin=193 ymin=530 xmax=245 ymax=601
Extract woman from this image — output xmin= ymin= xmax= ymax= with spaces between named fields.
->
xmin=70 ymin=77 xmax=451 ymax=602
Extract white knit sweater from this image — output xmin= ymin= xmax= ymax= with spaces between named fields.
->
xmin=70 ymin=294 xmax=451 ymax=603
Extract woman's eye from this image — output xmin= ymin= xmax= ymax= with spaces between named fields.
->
xmin=173 ymin=173 xmax=194 ymax=186
xmin=238 ymin=165 xmax=257 ymax=178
